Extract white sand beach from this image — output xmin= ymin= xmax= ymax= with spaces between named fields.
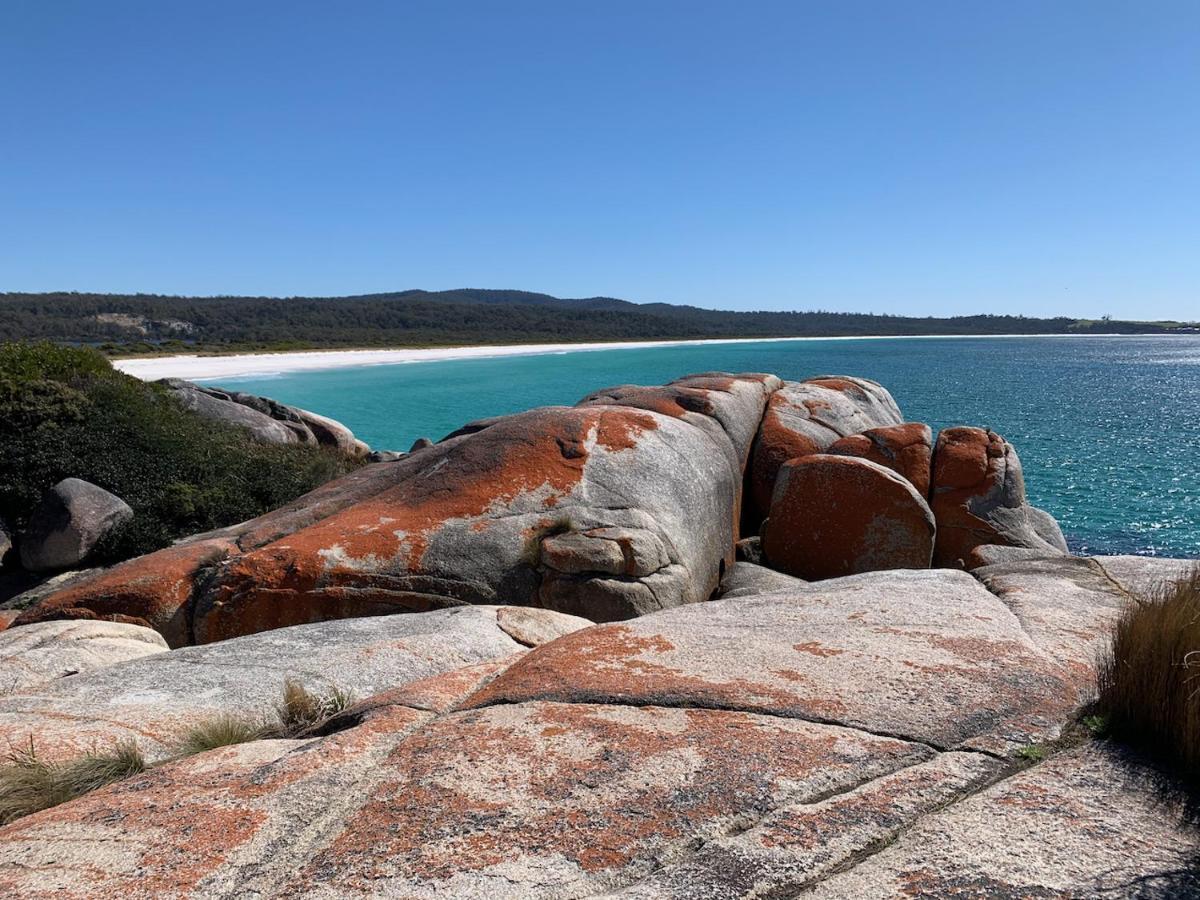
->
xmin=111 ymin=336 xmax=837 ymax=380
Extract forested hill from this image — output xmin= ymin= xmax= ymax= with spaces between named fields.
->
xmin=0 ymin=289 xmax=1191 ymax=355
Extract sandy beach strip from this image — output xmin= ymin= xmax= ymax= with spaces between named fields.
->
xmin=111 ymin=336 xmax=844 ymax=380
xmin=110 ymin=332 xmax=1135 ymax=381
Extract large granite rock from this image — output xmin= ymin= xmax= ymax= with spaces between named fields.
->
xmin=162 ymin=379 xmax=366 ymax=453
xmin=18 ymin=478 xmax=133 ymax=573
xmin=0 ymin=567 xmax=1188 ymax=898
xmin=930 ymin=426 xmax=1068 ymax=568
xmin=717 ymin=560 xmax=806 ymax=598
xmin=0 ymin=619 xmax=167 ymax=693
xmin=1091 ymin=553 xmax=1198 ymax=598
xmin=0 ymin=525 xmax=10 ymax=567
xmin=0 ymin=605 xmax=587 ymax=763
xmin=747 ymin=375 xmax=903 ymax=523
xmin=24 ymin=374 xmax=773 ymax=644
xmin=762 ymin=454 xmax=935 ymax=579
xmin=827 ymin=421 xmax=933 ymax=496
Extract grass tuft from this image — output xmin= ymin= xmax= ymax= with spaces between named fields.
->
xmin=1097 ymin=566 xmax=1200 ymax=779
xmin=174 ymin=713 xmax=271 ymax=757
xmin=0 ymin=738 xmax=145 ymax=825
xmin=276 ymin=678 xmax=355 ymax=737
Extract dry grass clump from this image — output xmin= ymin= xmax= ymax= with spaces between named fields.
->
xmin=275 ymin=677 xmax=355 ymax=737
xmin=0 ymin=678 xmax=356 ymax=827
xmin=173 ymin=713 xmax=272 ymax=756
xmin=1097 ymin=566 xmax=1200 ymax=777
xmin=174 ymin=678 xmax=355 ymax=758
xmin=0 ymin=738 xmax=145 ymax=825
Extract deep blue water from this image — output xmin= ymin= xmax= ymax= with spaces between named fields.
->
xmin=211 ymin=336 xmax=1200 ymax=559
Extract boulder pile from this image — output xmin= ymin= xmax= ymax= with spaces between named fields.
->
xmin=0 ymin=372 xmax=1195 ymax=897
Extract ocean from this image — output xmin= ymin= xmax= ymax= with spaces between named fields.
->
xmin=210 ymin=335 xmax=1200 ymax=559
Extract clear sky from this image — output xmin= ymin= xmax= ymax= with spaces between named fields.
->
xmin=2 ymin=1 xmax=1197 ymax=319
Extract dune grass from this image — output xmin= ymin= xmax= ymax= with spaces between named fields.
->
xmin=173 ymin=713 xmax=272 ymax=756
xmin=275 ymin=677 xmax=355 ymax=737
xmin=0 ymin=738 xmax=146 ymax=825
xmin=1097 ymin=565 xmax=1200 ymax=779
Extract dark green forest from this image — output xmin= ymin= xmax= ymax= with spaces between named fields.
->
xmin=0 ymin=289 xmax=1190 ymax=355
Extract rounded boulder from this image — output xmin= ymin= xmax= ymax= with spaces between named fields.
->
xmin=762 ymin=454 xmax=935 ymax=580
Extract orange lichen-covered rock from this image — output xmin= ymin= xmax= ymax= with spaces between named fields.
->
xmin=762 ymin=455 xmax=935 ymax=580
xmin=747 ymin=376 xmax=903 ymax=524
xmin=930 ymin=427 xmax=1067 ymax=568
xmin=827 ymin=421 xmax=933 ymax=497
xmin=13 ymin=538 xmax=235 ymax=647
xmin=190 ymin=403 xmax=740 ymax=642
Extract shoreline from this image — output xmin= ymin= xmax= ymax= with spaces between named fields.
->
xmin=112 ymin=332 xmax=1168 ymax=380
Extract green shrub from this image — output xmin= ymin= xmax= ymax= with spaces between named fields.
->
xmin=0 ymin=340 xmax=360 ymax=563
xmin=0 ymin=739 xmax=145 ymax=825
xmin=1097 ymin=566 xmax=1200 ymax=779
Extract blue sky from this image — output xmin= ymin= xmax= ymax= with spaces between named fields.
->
xmin=2 ymin=1 xmax=1197 ymax=319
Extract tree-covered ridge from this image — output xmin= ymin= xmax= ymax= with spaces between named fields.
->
xmin=0 ymin=289 xmax=1191 ymax=355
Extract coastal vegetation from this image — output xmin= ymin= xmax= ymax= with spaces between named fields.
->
xmin=1 ymin=290 xmax=1192 ymax=356
xmin=0 ymin=341 xmax=360 ymax=564
xmin=1097 ymin=566 xmax=1200 ymax=783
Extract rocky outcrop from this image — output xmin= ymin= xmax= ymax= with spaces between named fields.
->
xmin=162 ymin=379 xmax=367 ymax=454
xmin=18 ymin=373 xmax=777 ymax=644
xmin=762 ymin=454 xmax=935 ymax=579
xmin=0 ymin=619 xmax=167 ymax=693
xmin=747 ymin=375 xmax=903 ymax=522
xmin=930 ymin=426 xmax=1068 ymax=568
xmin=0 ymin=562 xmax=1191 ymax=897
xmin=827 ymin=421 xmax=933 ymax=496
xmin=717 ymin=560 xmax=806 ymax=598
xmin=0 ymin=526 xmax=10 ymax=567
xmin=0 ymin=606 xmax=588 ymax=763
xmin=18 ymin=478 xmax=133 ymax=573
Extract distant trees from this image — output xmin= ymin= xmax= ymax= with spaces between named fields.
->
xmin=0 ymin=289 xmax=1176 ymax=355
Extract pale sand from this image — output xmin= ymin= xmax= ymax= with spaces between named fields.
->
xmin=112 ymin=336 xmax=848 ymax=380
xmin=111 ymin=332 xmax=1121 ymax=381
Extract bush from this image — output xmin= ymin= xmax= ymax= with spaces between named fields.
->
xmin=0 ymin=739 xmax=145 ymax=825
xmin=1097 ymin=566 xmax=1200 ymax=778
xmin=0 ymin=341 xmax=360 ymax=563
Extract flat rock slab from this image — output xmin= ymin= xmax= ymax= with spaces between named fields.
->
xmin=0 ymin=606 xmax=586 ymax=761
xmin=603 ymin=751 xmax=1003 ymax=899
xmin=468 ymin=570 xmax=1081 ymax=753
xmin=804 ymin=742 xmax=1200 ymax=898
xmin=973 ymin=556 xmax=1132 ymax=685
xmin=1092 ymin=554 xmax=1197 ymax=599
xmin=717 ymin=561 xmax=807 ymax=599
xmin=0 ymin=619 xmax=168 ymax=693
xmin=0 ymin=701 xmax=932 ymax=899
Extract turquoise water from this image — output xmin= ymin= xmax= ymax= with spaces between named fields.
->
xmin=212 ymin=336 xmax=1200 ymax=559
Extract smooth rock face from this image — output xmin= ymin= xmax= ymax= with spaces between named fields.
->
xmin=0 ymin=619 xmax=168 ymax=693
xmin=827 ymin=421 xmax=933 ymax=496
xmin=0 ymin=606 xmax=586 ymax=762
xmin=717 ymin=561 xmax=807 ymax=598
xmin=0 ymin=526 xmax=10 ymax=566
xmin=804 ymin=743 xmax=1200 ymax=899
xmin=468 ymin=569 xmax=1085 ymax=753
xmin=168 ymin=380 xmax=305 ymax=445
xmin=18 ymin=478 xmax=133 ymax=573
xmin=973 ymin=556 xmax=1131 ymax=687
xmin=747 ymin=376 xmax=903 ymax=522
xmin=762 ymin=455 xmax=935 ymax=580
xmin=930 ymin=426 xmax=1068 ymax=568
xmin=1091 ymin=554 xmax=1198 ymax=599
